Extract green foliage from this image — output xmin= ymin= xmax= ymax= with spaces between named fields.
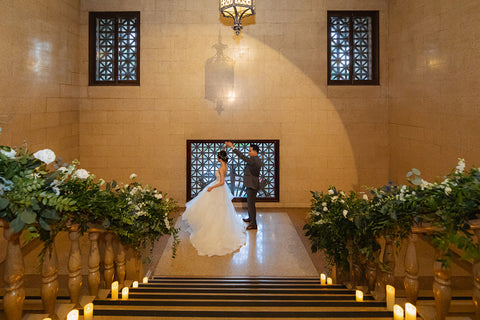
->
xmin=0 ymin=129 xmax=180 ymax=263
xmin=304 ymin=159 xmax=480 ymax=271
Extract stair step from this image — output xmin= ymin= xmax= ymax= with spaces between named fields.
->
xmin=115 ymin=287 xmax=362 ymax=295
xmin=85 ymin=308 xmax=393 ymax=318
xmin=110 ymin=292 xmax=370 ymax=300
xmin=93 ymin=299 xmax=386 ymax=307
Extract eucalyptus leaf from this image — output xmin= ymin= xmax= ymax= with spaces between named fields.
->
xmin=0 ymin=197 xmax=9 ymax=210
xmin=39 ymin=218 xmax=51 ymax=231
xmin=19 ymin=208 xmax=37 ymax=224
xmin=41 ymin=208 xmax=60 ymax=220
xmin=10 ymin=216 xmax=26 ymax=233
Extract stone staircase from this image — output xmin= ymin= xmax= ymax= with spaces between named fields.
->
xmin=85 ymin=276 xmax=393 ymax=319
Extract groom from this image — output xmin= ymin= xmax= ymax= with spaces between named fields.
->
xmin=225 ymin=141 xmax=263 ymax=230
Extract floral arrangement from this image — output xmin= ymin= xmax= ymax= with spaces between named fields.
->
xmin=304 ymin=159 xmax=480 ymax=271
xmin=112 ymin=174 xmax=180 ymax=258
xmin=0 ymin=139 xmax=75 ymax=248
xmin=304 ymin=188 xmax=361 ymax=271
xmin=0 ymin=127 xmax=180 ymax=259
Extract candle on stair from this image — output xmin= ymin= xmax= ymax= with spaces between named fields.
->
xmin=355 ymin=290 xmax=363 ymax=302
xmin=143 ymin=276 xmax=149 ymax=284
xmin=84 ymin=303 xmax=93 ymax=320
xmin=394 ymin=304 xmax=404 ymax=320
xmin=67 ymin=309 xmax=79 ymax=320
xmin=122 ymin=287 xmax=129 ymax=300
xmin=405 ymin=302 xmax=416 ymax=320
xmin=320 ymin=273 xmax=326 ymax=285
xmin=111 ymin=281 xmax=119 ymax=300
xmin=132 ymin=281 xmax=139 ymax=288
xmin=386 ymin=285 xmax=395 ymax=311
xmin=327 ymin=277 xmax=333 ymax=285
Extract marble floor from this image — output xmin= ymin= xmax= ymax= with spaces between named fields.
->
xmin=154 ymin=210 xmax=319 ymax=277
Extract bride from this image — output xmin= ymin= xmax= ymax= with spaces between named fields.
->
xmin=182 ymin=149 xmax=246 ymax=256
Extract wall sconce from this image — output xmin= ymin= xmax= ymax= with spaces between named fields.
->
xmin=219 ymin=0 xmax=255 ymax=35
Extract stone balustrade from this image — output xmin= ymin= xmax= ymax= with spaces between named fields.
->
xmin=1 ymin=225 xmax=138 ymax=320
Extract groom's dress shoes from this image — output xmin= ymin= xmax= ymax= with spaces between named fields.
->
xmin=246 ymin=224 xmax=257 ymax=230
xmin=243 ymin=218 xmax=251 ymax=223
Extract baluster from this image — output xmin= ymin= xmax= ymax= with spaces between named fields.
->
xmin=473 ymin=228 xmax=480 ymax=319
xmin=88 ymin=229 xmax=101 ymax=297
xmin=134 ymin=252 xmax=142 ymax=282
xmin=115 ymin=238 xmax=126 ymax=288
xmin=104 ymin=232 xmax=115 ymax=288
xmin=42 ymin=243 xmax=59 ymax=320
xmin=404 ymin=233 xmax=419 ymax=304
xmin=433 ymin=251 xmax=452 ymax=320
xmin=383 ymin=238 xmax=396 ymax=286
xmin=366 ymin=260 xmax=377 ymax=293
xmin=3 ymin=226 xmax=25 ymax=320
xmin=68 ymin=224 xmax=82 ymax=308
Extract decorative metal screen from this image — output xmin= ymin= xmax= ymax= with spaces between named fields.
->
xmin=89 ymin=12 xmax=140 ymax=85
xmin=187 ymin=140 xmax=279 ymax=202
xmin=328 ymin=11 xmax=378 ymax=85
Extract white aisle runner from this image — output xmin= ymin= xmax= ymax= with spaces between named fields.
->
xmin=154 ymin=211 xmax=318 ymax=277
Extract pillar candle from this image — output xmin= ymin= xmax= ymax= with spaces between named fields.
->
xmin=394 ymin=304 xmax=404 ymax=320
xmin=355 ymin=290 xmax=363 ymax=302
xmin=386 ymin=285 xmax=395 ymax=311
xmin=83 ymin=303 xmax=93 ymax=320
xmin=122 ymin=287 xmax=129 ymax=300
xmin=327 ymin=277 xmax=333 ymax=285
xmin=67 ymin=309 xmax=79 ymax=320
xmin=143 ymin=276 xmax=149 ymax=284
xmin=111 ymin=281 xmax=119 ymax=300
xmin=405 ymin=302 xmax=416 ymax=320
xmin=320 ymin=273 xmax=326 ymax=285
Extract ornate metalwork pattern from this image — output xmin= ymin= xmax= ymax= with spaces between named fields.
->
xmin=328 ymin=11 xmax=379 ymax=85
xmin=329 ymin=16 xmax=350 ymax=81
xmin=187 ymin=140 xmax=279 ymax=202
xmin=89 ymin=12 xmax=140 ymax=85
xmin=353 ymin=17 xmax=373 ymax=81
xmin=95 ymin=18 xmax=115 ymax=81
xmin=118 ymin=17 xmax=138 ymax=81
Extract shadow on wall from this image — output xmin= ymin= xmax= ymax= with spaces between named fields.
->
xmin=214 ymin=11 xmax=388 ymax=191
xmin=205 ymin=31 xmax=235 ymax=115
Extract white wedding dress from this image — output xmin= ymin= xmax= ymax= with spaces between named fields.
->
xmin=182 ymin=170 xmax=246 ymax=257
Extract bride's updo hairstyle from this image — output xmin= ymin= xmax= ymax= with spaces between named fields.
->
xmin=217 ymin=150 xmax=228 ymax=163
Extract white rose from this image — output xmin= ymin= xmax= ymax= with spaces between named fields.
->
xmin=130 ymin=173 xmax=137 ymax=180
xmin=331 ymin=196 xmax=338 ymax=202
xmin=52 ymin=187 xmax=60 ymax=195
xmin=33 ymin=149 xmax=56 ymax=165
xmin=98 ymin=179 xmax=105 ymax=186
xmin=321 ymin=202 xmax=327 ymax=207
xmin=0 ymin=148 xmax=16 ymax=159
xmin=455 ymin=158 xmax=465 ymax=173
xmin=58 ymin=166 xmax=68 ymax=173
xmin=74 ymin=169 xmax=89 ymax=179
xmin=363 ymin=194 xmax=368 ymax=201
xmin=323 ymin=206 xmax=328 ymax=212
xmin=154 ymin=193 xmax=163 ymax=200
xmin=342 ymin=210 xmax=348 ymax=218
xmin=328 ymin=190 xmax=334 ymax=195
xmin=340 ymin=199 xmax=345 ymax=203
xmin=445 ymin=186 xmax=452 ymax=195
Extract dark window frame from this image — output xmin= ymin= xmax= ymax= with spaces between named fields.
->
xmin=327 ymin=11 xmax=379 ymax=86
xmin=186 ymin=140 xmax=280 ymax=203
xmin=89 ymin=11 xmax=140 ymax=86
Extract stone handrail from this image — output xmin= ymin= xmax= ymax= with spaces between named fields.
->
xmin=404 ymin=219 xmax=480 ymax=320
xmin=2 ymin=226 xmax=137 ymax=320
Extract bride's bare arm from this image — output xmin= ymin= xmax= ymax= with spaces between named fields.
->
xmin=207 ymin=166 xmax=227 ymax=192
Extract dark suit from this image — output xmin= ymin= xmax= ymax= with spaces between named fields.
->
xmin=233 ymin=149 xmax=263 ymax=226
